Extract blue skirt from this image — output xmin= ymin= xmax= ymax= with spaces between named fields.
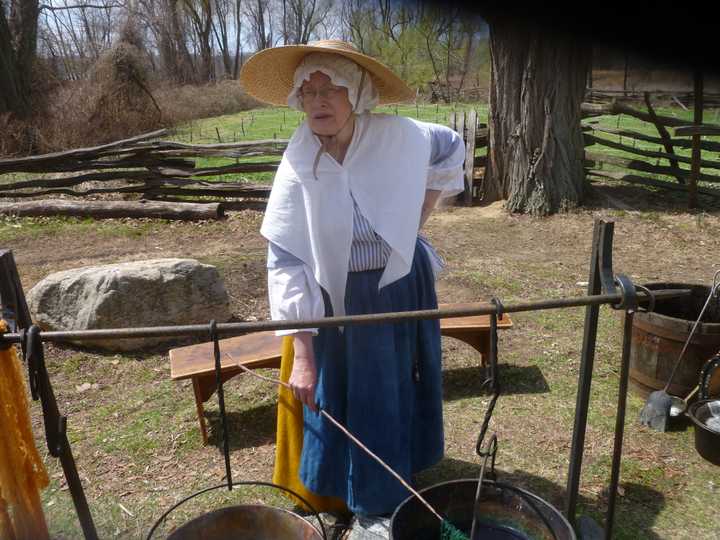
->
xmin=299 ymin=239 xmax=444 ymax=515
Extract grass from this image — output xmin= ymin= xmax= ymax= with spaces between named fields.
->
xmin=3 ymin=100 xmax=720 ymax=539
xmin=0 ymin=215 xmax=164 ymax=243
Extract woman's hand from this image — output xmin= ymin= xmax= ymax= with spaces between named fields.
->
xmin=290 ymin=332 xmax=318 ymax=411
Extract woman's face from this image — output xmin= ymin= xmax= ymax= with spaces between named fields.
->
xmin=299 ymin=71 xmax=353 ymax=136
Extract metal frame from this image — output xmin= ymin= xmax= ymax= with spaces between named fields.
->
xmin=0 ymin=220 xmax=689 ymax=539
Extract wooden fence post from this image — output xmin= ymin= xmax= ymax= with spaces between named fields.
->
xmin=464 ymin=110 xmax=477 ymax=205
xmin=689 ymin=69 xmax=704 ymax=209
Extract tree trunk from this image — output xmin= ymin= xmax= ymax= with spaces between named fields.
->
xmin=485 ymin=17 xmax=589 ymax=215
xmin=0 ymin=0 xmax=39 ymax=120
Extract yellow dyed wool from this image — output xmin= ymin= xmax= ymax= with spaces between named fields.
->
xmin=272 ymin=335 xmax=347 ymax=514
xmin=0 ymin=320 xmax=50 ymax=540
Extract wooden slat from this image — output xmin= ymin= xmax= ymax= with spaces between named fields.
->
xmin=464 ymin=109 xmax=477 ymax=204
xmin=674 ymin=125 xmax=720 ymax=137
xmin=0 ymin=199 xmax=225 ymax=220
xmin=584 ymin=133 xmax=720 ymax=169
xmin=582 ymin=124 xmax=720 ymax=152
xmin=587 ymin=169 xmax=720 ymax=198
xmin=473 ymin=155 xmax=487 ymax=168
xmin=170 ymin=331 xmax=282 ymax=380
xmin=437 ymin=303 xmax=513 ymax=332
xmin=643 ymin=93 xmax=684 ymax=184
xmin=0 ymin=129 xmax=168 ymax=168
xmin=584 ymin=151 xmax=720 ymax=183
xmin=580 ymin=101 xmax=695 ymax=128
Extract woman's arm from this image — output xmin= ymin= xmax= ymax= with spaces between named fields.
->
xmin=424 ymin=121 xmax=466 ymax=197
xmin=267 ymin=242 xmax=324 ymax=409
xmin=289 ymin=331 xmax=318 ymax=411
xmin=420 ymin=189 xmax=442 ymax=228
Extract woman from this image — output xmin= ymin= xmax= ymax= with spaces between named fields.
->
xmin=239 ymin=40 xmax=465 ymax=517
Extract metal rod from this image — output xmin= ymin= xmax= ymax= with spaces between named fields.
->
xmin=211 ymin=321 xmax=233 ymax=491
xmin=58 ymin=437 xmax=99 ymax=540
xmin=605 ymin=310 xmax=634 ymax=540
xmin=0 ymin=289 xmax=689 ymax=346
xmin=565 ymin=221 xmax=605 ymax=525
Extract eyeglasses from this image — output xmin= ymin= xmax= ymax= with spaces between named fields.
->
xmin=298 ymin=86 xmax=344 ymax=101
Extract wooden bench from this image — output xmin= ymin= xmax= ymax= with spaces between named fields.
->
xmin=170 ymin=303 xmax=513 ymax=445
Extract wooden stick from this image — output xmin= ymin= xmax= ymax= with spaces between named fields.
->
xmin=230 ymin=354 xmax=445 ymax=523
xmin=643 ymin=92 xmax=684 ymax=184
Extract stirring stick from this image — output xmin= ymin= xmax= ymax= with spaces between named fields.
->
xmin=230 ymin=354 xmax=446 ymax=523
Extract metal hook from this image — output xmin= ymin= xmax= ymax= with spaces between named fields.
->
xmin=634 ymin=284 xmax=655 ymax=314
xmin=25 ymin=325 xmax=66 ymax=457
xmin=712 ymin=269 xmax=720 ymax=298
xmin=492 ymin=297 xmax=505 ymax=319
xmin=476 ymin=300 xmax=502 ymax=456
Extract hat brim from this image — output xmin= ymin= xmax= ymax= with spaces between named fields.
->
xmin=239 ymin=43 xmax=415 ymax=107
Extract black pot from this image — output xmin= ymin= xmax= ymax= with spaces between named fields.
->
xmin=390 ymin=479 xmax=575 ymax=540
xmin=687 ymin=399 xmax=720 ymax=466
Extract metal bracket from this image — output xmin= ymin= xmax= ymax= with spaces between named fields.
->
xmin=612 ymin=274 xmax=639 ymax=312
xmin=597 ymin=222 xmax=617 ymax=299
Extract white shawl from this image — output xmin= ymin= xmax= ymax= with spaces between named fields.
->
xmin=260 ymin=112 xmax=432 ymax=318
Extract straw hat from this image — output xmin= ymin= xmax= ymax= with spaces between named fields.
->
xmin=239 ymin=40 xmax=414 ymax=106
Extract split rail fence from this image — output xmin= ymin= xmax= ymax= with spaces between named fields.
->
xmin=2 ymin=96 xmax=718 ymax=221
xmin=582 ymin=97 xmax=720 ymax=205
xmin=0 ymin=129 xmax=284 ymax=220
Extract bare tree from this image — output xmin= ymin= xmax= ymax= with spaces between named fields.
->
xmin=244 ymin=0 xmax=271 ymax=51
xmin=183 ymin=0 xmax=214 ymax=81
xmin=209 ymin=0 xmax=242 ymax=78
xmin=285 ymin=0 xmax=330 ymax=44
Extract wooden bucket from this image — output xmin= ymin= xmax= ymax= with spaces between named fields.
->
xmin=629 ymin=283 xmax=720 ymax=399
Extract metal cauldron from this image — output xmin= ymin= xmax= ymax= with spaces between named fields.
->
xmin=390 ymin=479 xmax=575 ymax=540
xmin=147 ymin=482 xmax=326 ymax=540
xmin=166 ymin=504 xmax=323 ymax=540
xmin=687 ymin=399 xmax=720 ymax=466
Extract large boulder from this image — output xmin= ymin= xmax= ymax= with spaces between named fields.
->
xmin=27 ymin=258 xmax=232 ymax=351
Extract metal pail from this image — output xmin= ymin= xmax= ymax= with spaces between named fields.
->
xmin=389 ymin=479 xmax=575 ymax=540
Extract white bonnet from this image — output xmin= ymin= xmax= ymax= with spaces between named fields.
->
xmin=287 ymin=52 xmax=380 ymax=113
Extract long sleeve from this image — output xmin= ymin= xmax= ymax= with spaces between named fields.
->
xmin=425 ymin=122 xmax=466 ymax=196
xmin=267 ymin=243 xmax=325 ymax=336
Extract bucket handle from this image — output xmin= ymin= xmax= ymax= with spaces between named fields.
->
xmin=146 ymin=480 xmax=329 ymax=540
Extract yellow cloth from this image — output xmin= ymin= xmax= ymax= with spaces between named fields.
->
xmin=0 ymin=321 xmax=50 ymax=540
xmin=272 ymin=336 xmax=347 ymax=514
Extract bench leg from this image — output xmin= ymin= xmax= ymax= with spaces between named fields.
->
xmin=443 ymin=331 xmax=489 ymax=367
xmin=192 ymin=377 xmax=209 ymax=446
xmin=190 ymin=369 xmax=242 ymax=446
